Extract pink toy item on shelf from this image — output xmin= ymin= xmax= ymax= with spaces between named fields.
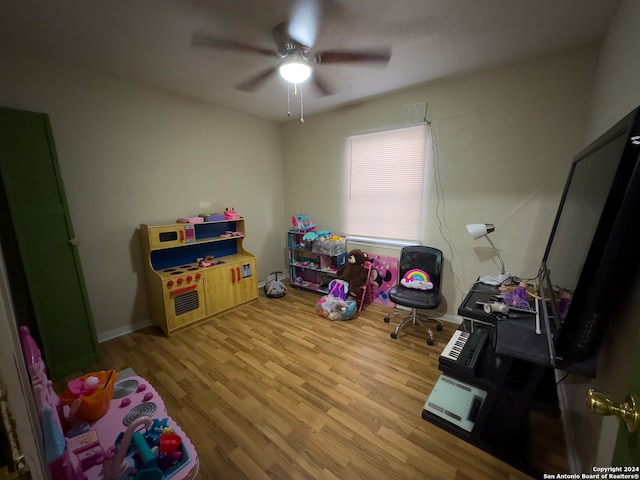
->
xmin=176 ymin=217 xmax=204 ymax=224
xmin=224 ymin=207 xmax=241 ymax=220
xmin=219 ymin=231 xmax=244 ymax=238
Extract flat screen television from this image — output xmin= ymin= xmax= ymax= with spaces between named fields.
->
xmin=539 ymin=105 xmax=640 ymax=372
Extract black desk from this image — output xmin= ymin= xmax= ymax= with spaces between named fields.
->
xmin=457 ymin=281 xmax=553 ymax=365
xmin=457 ymin=281 xmax=502 ymax=326
xmin=458 ymin=281 xmax=541 ymax=325
xmin=458 ymin=281 xmax=597 ymax=376
xmin=423 ymin=282 xmax=561 ymax=476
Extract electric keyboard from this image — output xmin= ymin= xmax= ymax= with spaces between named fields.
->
xmin=439 ymin=328 xmax=489 ymax=376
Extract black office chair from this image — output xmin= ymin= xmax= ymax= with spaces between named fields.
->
xmin=384 ymin=246 xmax=444 ymax=345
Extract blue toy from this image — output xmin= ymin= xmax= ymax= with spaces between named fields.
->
xmin=292 ymin=215 xmax=315 ymax=231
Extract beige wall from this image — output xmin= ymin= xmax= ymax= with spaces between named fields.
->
xmin=0 ymin=46 xmax=286 ymax=340
xmin=282 ymin=45 xmax=597 ymax=321
xmin=586 ymin=0 xmax=640 ymax=143
xmin=0 ymin=43 xmax=599 ymax=339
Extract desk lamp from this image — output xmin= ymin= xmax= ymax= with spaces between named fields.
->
xmin=466 ymin=223 xmax=511 ymax=285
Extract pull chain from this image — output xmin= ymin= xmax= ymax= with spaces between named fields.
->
xmin=285 ymin=82 xmax=305 ymax=123
xmin=300 ymin=84 xmax=304 ymax=123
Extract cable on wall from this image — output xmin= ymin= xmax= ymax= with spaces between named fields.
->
xmin=428 ymin=120 xmax=465 ymax=297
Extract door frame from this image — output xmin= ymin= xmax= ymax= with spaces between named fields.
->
xmin=0 ymin=245 xmax=47 ymax=479
xmin=612 ymin=327 xmax=640 ymax=466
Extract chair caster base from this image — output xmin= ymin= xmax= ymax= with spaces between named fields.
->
xmin=390 ymin=332 xmax=398 ymax=339
xmin=427 ymin=338 xmax=435 ymax=346
xmin=436 ymin=324 xmax=443 ymax=331
xmin=384 ymin=316 xmax=390 ymax=323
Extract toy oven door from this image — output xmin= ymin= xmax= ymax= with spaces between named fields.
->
xmin=164 ymin=280 xmax=207 ymax=330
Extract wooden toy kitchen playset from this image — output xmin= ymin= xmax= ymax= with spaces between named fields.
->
xmin=140 ymin=210 xmax=258 ymax=336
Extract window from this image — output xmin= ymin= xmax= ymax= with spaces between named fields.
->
xmin=343 ymin=124 xmax=429 ymax=243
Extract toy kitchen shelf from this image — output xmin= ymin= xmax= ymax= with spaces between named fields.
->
xmin=287 ymin=230 xmax=347 ymax=294
xmin=140 ymin=217 xmax=258 ymax=336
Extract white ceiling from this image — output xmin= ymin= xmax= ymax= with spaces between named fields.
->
xmin=0 ymin=0 xmax=619 ymax=122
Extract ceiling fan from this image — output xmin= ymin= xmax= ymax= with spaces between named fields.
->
xmin=191 ymin=0 xmax=391 ymax=97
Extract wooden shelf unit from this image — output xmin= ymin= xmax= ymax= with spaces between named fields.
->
xmin=287 ymin=230 xmax=346 ymax=294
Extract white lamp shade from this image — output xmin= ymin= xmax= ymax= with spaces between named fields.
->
xmin=466 ymin=223 xmax=496 ymax=240
xmin=278 ymin=59 xmax=312 ymax=84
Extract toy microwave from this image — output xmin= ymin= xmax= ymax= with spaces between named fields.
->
xmin=147 ymin=224 xmax=196 ymax=249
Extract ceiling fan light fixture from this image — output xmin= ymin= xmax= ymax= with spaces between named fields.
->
xmin=278 ymin=58 xmax=312 ymax=84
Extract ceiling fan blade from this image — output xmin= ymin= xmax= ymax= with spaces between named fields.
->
xmin=315 ymin=48 xmax=391 ymax=66
xmin=235 ymin=67 xmax=277 ymax=92
xmin=312 ymin=72 xmax=333 ymax=97
xmin=191 ymin=32 xmax=278 ymax=58
xmin=289 ymin=0 xmax=320 ymax=48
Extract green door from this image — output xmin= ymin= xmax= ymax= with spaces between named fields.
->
xmin=0 ymin=106 xmax=99 ymax=379
xmin=612 ymin=327 xmax=640 ymax=466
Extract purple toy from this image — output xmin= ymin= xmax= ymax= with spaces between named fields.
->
xmin=503 ymin=282 xmax=530 ymax=308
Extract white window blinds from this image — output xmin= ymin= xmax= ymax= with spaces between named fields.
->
xmin=344 ymin=124 xmax=428 ymax=242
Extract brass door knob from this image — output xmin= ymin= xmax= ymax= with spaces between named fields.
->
xmin=585 ymin=388 xmax=640 ymax=433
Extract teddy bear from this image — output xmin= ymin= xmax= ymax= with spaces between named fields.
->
xmin=337 ymin=249 xmax=370 ymax=298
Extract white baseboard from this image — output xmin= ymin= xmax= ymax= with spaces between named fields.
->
xmin=389 ymin=304 xmax=462 ymax=325
xmin=441 ymin=313 xmax=464 ymax=325
xmin=99 ymin=276 xmax=272 ymax=343
xmin=97 ymin=320 xmax=152 ymax=343
xmin=97 ymin=277 xmax=461 ymax=343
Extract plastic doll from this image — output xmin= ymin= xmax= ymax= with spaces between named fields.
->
xmin=503 ymin=281 xmax=530 ymax=308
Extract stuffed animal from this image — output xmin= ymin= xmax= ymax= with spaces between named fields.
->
xmin=264 ymin=271 xmax=286 ymax=298
xmin=337 ymin=249 xmax=370 ymax=297
xmin=315 ymin=295 xmax=357 ymax=320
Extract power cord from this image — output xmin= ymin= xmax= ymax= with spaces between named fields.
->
xmin=428 ymin=120 xmax=465 ymax=297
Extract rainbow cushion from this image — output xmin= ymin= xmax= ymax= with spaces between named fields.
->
xmin=401 ymin=269 xmax=433 ymax=290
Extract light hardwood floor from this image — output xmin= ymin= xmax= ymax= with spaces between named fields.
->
xmin=88 ymin=288 xmax=568 ymax=480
